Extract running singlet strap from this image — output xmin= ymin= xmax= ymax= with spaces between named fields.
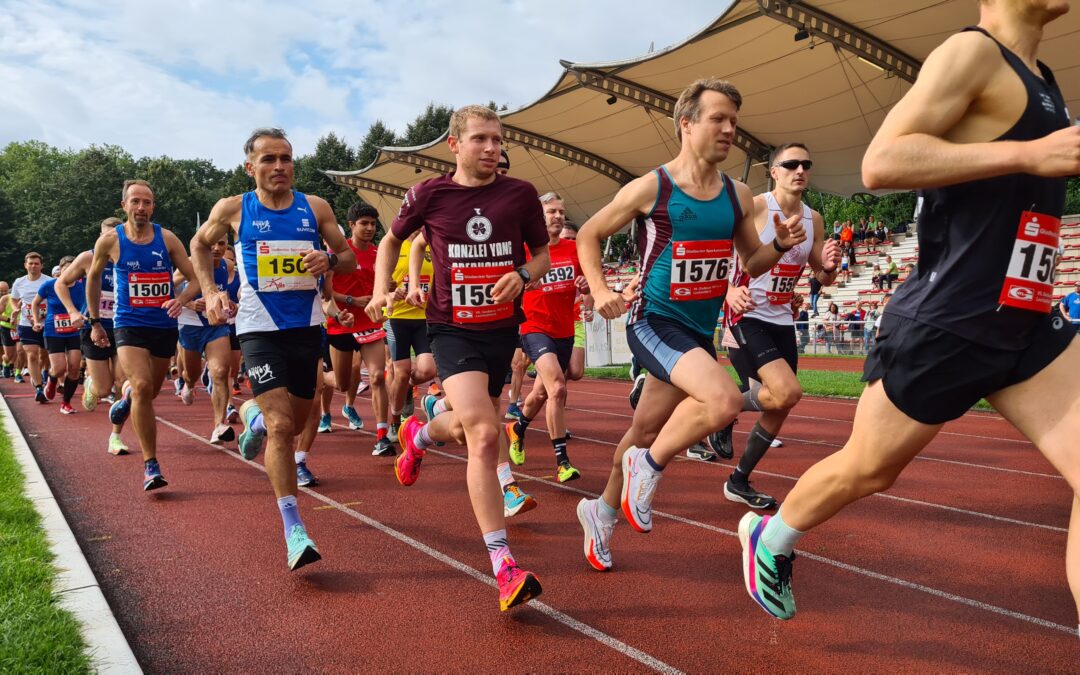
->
xmin=113 ymin=223 xmax=176 ymax=329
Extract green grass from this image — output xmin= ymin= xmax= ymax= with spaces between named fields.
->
xmin=0 ymin=418 xmax=92 ymax=673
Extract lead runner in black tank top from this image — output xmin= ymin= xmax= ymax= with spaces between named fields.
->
xmin=734 ymin=1 xmax=1080 ymax=637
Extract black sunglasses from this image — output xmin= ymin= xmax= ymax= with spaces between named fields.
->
xmin=776 ymin=159 xmax=813 ymax=171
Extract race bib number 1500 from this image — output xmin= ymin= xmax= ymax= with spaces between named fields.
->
xmin=128 ymin=272 xmax=172 ymax=308
xmin=670 ymin=240 xmax=732 ymax=301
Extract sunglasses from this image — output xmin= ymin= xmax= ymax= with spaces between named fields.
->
xmin=776 ymin=159 xmax=813 ymax=171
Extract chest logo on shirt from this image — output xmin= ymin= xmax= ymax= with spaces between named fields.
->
xmin=126 ymin=261 xmax=141 ymax=270
xmin=678 ymin=207 xmax=698 ymax=222
xmin=253 ymin=220 xmax=271 ymax=233
xmin=466 ymin=208 xmax=493 ymax=243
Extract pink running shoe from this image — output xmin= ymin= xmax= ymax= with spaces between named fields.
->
xmin=395 ymin=415 xmax=427 ymax=486
xmin=496 ymin=558 xmax=542 ymax=611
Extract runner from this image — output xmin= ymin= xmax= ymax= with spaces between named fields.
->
xmin=738 ymin=2 xmax=1080 ymax=625
xmin=559 ymin=221 xmax=590 ymax=383
xmin=574 ymin=79 xmax=806 ymax=571
xmin=85 ymin=179 xmax=201 ymax=490
xmin=176 ymin=235 xmax=236 ymax=444
xmin=191 ymin=127 xmax=356 ymax=571
xmin=366 ymin=105 xmax=550 ymax=610
xmin=0 ymin=282 xmax=17 ymax=379
xmin=505 ymin=191 xmax=588 ymax=483
xmin=10 ymin=252 xmax=52 ymax=402
xmin=31 ymin=256 xmax=84 ymax=414
xmin=710 ymin=142 xmax=841 ymax=507
xmin=54 ymin=217 xmax=130 ymax=454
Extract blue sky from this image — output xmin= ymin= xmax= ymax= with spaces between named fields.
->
xmin=0 ymin=0 xmax=730 ymax=169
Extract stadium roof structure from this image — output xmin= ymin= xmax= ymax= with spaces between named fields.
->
xmin=328 ymin=0 xmax=1080 ymax=227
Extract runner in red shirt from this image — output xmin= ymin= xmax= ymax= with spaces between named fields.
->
xmin=506 ymin=191 xmax=588 ymax=484
xmin=366 ymin=105 xmax=550 ymax=612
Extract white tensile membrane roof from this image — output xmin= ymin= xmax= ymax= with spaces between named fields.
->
xmin=327 ymin=0 xmax=1080 ymax=228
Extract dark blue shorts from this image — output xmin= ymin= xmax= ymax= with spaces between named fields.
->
xmin=17 ymin=325 xmax=44 ymax=347
xmin=626 ymin=314 xmax=716 ymax=384
xmin=179 ymin=324 xmax=231 ymax=354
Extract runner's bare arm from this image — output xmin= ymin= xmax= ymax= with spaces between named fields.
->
xmin=367 ymin=231 xmax=404 ymax=322
xmin=163 ymin=229 xmax=201 ymax=318
xmin=492 ymin=245 xmax=549 ymax=305
xmin=310 ymin=195 xmax=355 ymax=276
xmin=29 ymin=294 xmax=45 ymax=331
xmin=579 ymin=174 xmax=658 ymax=320
xmin=806 ymin=211 xmax=841 ymax=285
xmin=405 ymin=232 xmax=427 ymax=306
xmin=734 ymin=181 xmax=804 ymax=276
xmin=864 ymin=32 xmax=1080 ymax=189
xmin=54 ymin=251 xmax=92 ymax=319
xmin=192 ymin=196 xmax=240 ymax=325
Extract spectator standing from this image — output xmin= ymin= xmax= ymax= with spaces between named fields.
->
xmin=1060 ymin=281 xmax=1080 ymax=332
xmin=809 ymin=275 xmax=822 ymax=316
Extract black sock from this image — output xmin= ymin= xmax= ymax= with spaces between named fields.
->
xmin=734 ymin=422 xmax=776 ymax=482
xmin=63 ymin=377 xmax=79 ymax=404
xmin=514 ymin=415 xmax=532 ymax=437
xmin=552 ymin=437 xmax=568 ymax=465
xmin=48 ymin=374 xmax=58 ymax=386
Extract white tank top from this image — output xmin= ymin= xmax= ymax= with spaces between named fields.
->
xmin=736 ymin=192 xmax=814 ymax=327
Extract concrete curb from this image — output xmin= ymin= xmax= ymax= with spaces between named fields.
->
xmin=0 ymin=394 xmax=142 ymax=674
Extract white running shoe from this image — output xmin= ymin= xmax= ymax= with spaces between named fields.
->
xmin=620 ymin=446 xmax=661 ymax=534
xmin=576 ymin=499 xmax=615 ymax=571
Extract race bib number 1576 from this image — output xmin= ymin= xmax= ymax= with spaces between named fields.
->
xmin=670 ymin=240 xmax=732 ymax=301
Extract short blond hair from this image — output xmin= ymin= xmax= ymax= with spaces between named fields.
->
xmin=673 ymin=78 xmax=743 ymax=141
xmin=448 ymin=105 xmax=500 ymax=139
xmin=121 ymin=179 xmax=153 ymax=202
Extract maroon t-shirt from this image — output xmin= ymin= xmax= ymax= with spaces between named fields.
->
xmin=391 ymin=173 xmax=548 ymax=330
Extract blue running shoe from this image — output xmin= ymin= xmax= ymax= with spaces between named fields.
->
xmin=143 ymin=459 xmax=168 ymax=491
xmin=237 ymin=400 xmax=267 ymax=460
xmin=505 ymin=401 xmax=524 ymax=422
xmin=286 ymin=523 xmax=322 ymax=571
xmin=738 ymin=512 xmax=797 ymax=620
xmin=296 ymin=460 xmax=318 ymax=487
xmin=342 ymin=404 xmax=364 ymax=430
xmin=109 ymin=389 xmax=132 ymax=425
xmin=503 ymin=484 xmax=537 ymax=518
xmin=317 ymin=413 xmax=332 ymax=433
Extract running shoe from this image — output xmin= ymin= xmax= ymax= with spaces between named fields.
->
xmin=108 ymin=389 xmax=132 ymax=425
xmin=556 ymin=461 xmax=581 ymax=483
xmin=394 ymin=416 xmax=426 ymax=486
xmin=44 ymin=377 xmax=57 ymax=401
xmin=771 ymin=438 xmax=784 ymax=448
xmin=496 ymin=559 xmax=542 ymax=611
xmin=686 ymin=442 xmax=717 ymax=461
xmin=422 ymin=394 xmax=441 ymax=422
xmin=237 ymin=400 xmax=266 ymax=460
xmin=180 ymin=382 xmax=195 ymax=405
xmin=355 ymin=380 xmax=370 ymax=396
xmin=174 ymin=378 xmax=184 ymax=397
xmin=706 ymin=420 xmax=736 ymax=460
xmin=316 ymin=413 xmax=332 ymax=433
xmin=226 ymin=404 xmax=239 ymax=424
xmin=342 ymin=404 xmax=364 ymax=430
xmin=82 ymin=375 xmax=99 ymax=411
xmin=504 ymin=401 xmax=524 ymax=422
xmin=503 ymin=484 xmax=537 ymax=517
xmin=107 ymin=435 xmax=129 ymax=456
xmin=169 ymin=364 xmax=178 ymax=379
xmin=565 ymin=429 xmax=572 ymax=440
xmin=13 ymin=373 xmax=24 ymax=384
xmin=286 ymin=523 xmax=322 ymax=571
xmin=628 ymin=372 xmax=646 ymax=409
xmin=59 ymin=402 xmax=76 ymax=415
xmin=427 ymin=382 xmax=442 ymax=397
xmin=210 ymin=423 xmax=236 ymax=445
xmin=620 ymin=446 xmax=661 ymax=533
xmin=576 ymin=498 xmax=614 ymax=571
xmin=200 ymin=364 xmax=210 ymax=389
xmin=526 ymin=369 xmax=537 ymax=379
xmin=143 ymin=459 xmax=168 ymax=491
xmin=35 ymin=386 xmax=47 ymax=404
xmin=388 ymin=420 xmax=400 ymax=444
xmin=296 ymin=461 xmax=319 ymax=487
xmin=402 ymin=386 xmax=416 ymax=417
xmin=738 ymin=513 xmax=796 ymax=620
xmin=724 ymin=478 xmax=777 ymax=510
xmin=505 ymin=421 xmax=525 ymax=465
xmin=372 ymin=437 xmax=395 ymax=457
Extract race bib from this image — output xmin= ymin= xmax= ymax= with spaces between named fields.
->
xmin=670 ymin=240 xmax=731 ymax=301
xmin=766 ymin=263 xmax=802 ymax=305
xmin=256 ymin=240 xmax=317 ymax=293
xmin=128 ymin=272 xmax=172 ymax=308
xmin=403 ymin=273 xmax=431 ymax=295
xmin=998 ymin=211 xmax=1060 ymax=313
xmin=451 ymin=265 xmax=513 ymax=324
xmin=53 ymin=313 xmax=78 ymax=334
xmin=538 ymin=263 xmax=575 ymax=293
xmin=99 ymin=291 xmax=115 ymax=320
xmin=353 ymin=327 xmax=387 ymax=345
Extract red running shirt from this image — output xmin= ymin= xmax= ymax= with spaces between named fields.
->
xmin=327 ymin=239 xmax=380 ymax=334
xmin=520 ymin=238 xmax=580 ymax=338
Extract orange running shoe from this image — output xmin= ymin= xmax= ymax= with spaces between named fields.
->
xmin=496 ymin=558 xmax=542 ymax=611
xmin=427 ymin=382 xmax=442 ymax=397
xmin=395 ymin=416 xmax=427 ymax=486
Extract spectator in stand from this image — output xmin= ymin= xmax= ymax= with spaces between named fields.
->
xmin=847 ymin=302 xmax=867 ymax=353
xmin=846 ymin=237 xmax=858 ymax=268
xmin=1060 ymin=281 xmax=1080 ymax=332
xmin=839 ymin=245 xmax=851 ymax=284
xmin=830 ymin=220 xmax=841 ymax=242
xmin=855 ymin=218 xmax=868 ymax=244
xmin=871 ymin=264 xmax=884 ymax=290
xmin=884 ymin=255 xmax=900 ymax=289
xmin=793 ymin=294 xmax=810 ymax=353
xmin=863 ymin=301 xmax=880 ymax=349
xmin=839 ymin=220 xmax=854 ymax=249
xmin=809 ymin=275 xmax=822 ymax=317
xmin=822 ymin=302 xmax=841 ymax=354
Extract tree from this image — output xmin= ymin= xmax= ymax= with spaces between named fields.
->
xmin=357 ymin=120 xmax=397 ymax=169
xmin=400 ymin=103 xmax=453 ymax=147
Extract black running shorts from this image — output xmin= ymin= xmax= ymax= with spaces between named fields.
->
xmin=864 ymin=313 xmax=1076 ymax=424
xmin=387 ymin=318 xmax=431 ymax=362
xmin=729 ymin=317 xmax=799 ymax=380
xmin=114 ymin=326 xmax=178 ymax=359
xmin=239 ymin=325 xmax=323 ymax=399
xmin=326 ymin=330 xmax=359 ymax=353
xmin=81 ymin=326 xmax=117 ymax=360
xmin=428 ymin=324 xmax=518 ymax=398
xmin=45 ymin=334 xmax=81 ymax=354
xmin=0 ymin=327 xmax=15 ymax=348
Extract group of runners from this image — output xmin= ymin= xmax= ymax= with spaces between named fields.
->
xmin=1 ymin=0 xmax=1077 ymax=631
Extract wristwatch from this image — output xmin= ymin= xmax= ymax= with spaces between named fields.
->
xmin=516 ymin=267 xmax=531 ymax=283
xmin=88 ymin=317 xmax=100 ymax=326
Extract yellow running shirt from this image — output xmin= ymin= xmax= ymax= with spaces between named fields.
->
xmin=388 ymin=239 xmax=432 ymax=321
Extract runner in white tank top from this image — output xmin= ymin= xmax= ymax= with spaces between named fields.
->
xmin=707 ymin=143 xmax=841 ymax=509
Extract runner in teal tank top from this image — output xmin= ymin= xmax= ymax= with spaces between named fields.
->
xmin=574 ymin=79 xmax=806 ymax=571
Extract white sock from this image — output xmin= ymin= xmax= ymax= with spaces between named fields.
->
xmin=761 ymin=508 xmax=804 ymax=557
xmin=496 ymin=462 xmax=515 ymax=490
xmin=294 ymin=451 xmax=308 ymax=463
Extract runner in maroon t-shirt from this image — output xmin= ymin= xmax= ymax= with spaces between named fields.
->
xmin=366 ymin=105 xmax=550 ymax=612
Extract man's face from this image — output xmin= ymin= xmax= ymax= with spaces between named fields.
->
xmin=210 ymin=238 xmax=228 ymax=261
xmin=24 ymin=257 xmax=42 ymax=276
xmin=351 ymin=216 xmax=377 ymax=243
xmin=560 ymin=226 xmax=577 ymax=241
xmin=543 ymin=199 xmax=565 ymax=238
xmin=122 ymin=184 xmax=155 ymax=226
xmin=449 ymin=117 xmax=503 ymax=180
xmin=682 ymin=90 xmax=737 ymax=164
xmin=770 ymin=146 xmax=811 ymax=193
xmin=246 ymin=136 xmax=295 ymax=194
xmin=0 ymin=282 xmax=9 ymax=297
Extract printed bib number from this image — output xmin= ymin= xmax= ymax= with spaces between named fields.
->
xmin=403 ymin=274 xmax=431 ymax=295
xmin=53 ymin=313 xmax=78 ymax=334
xmin=99 ymin=291 xmax=115 ymax=319
xmin=451 ymin=265 xmax=513 ymax=324
xmin=538 ymin=263 xmax=575 ymax=293
xmin=998 ymin=211 xmax=1060 ymax=313
xmin=256 ymin=240 xmax=316 ymax=293
xmin=670 ymin=240 xmax=731 ymax=301
xmin=128 ymin=272 xmax=172 ymax=308
xmin=766 ymin=263 xmax=802 ymax=305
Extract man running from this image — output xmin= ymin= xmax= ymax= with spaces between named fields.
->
xmin=192 ymin=127 xmax=355 ymax=571
xmin=574 ymin=79 xmax=805 ymax=572
xmin=366 ymin=105 xmax=551 ymax=611
xmin=711 ymin=143 xmax=841 ymax=507
xmin=0 ymin=282 xmax=18 ymax=379
xmin=31 ymin=256 xmax=84 ymax=414
xmin=86 ymin=179 xmax=201 ymax=490
xmin=10 ymin=252 xmax=52 ymax=402
xmin=738 ymin=0 xmax=1080 ymax=625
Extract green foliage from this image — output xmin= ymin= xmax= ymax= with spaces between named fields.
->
xmin=1066 ymin=177 xmax=1080 ymax=215
xmin=805 ymin=188 xmax=917 ymax=230
xmin=400 ymin=103 xmax=453 ymax=146
xmin=357 ymin=120 xmax=397 ymax=169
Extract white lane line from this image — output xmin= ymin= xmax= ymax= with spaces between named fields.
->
xmin=423 ymin=445 xmax=1076 ymax=636
xmin=156 ymin=415 xmax=683 ymax=675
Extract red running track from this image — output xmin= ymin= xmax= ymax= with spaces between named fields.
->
xmin=2 ymin=375 xmax=1077 ymax=672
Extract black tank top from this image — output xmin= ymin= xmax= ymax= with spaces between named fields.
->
xmin=886 ymin=27 xmax=1069 ymax=349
